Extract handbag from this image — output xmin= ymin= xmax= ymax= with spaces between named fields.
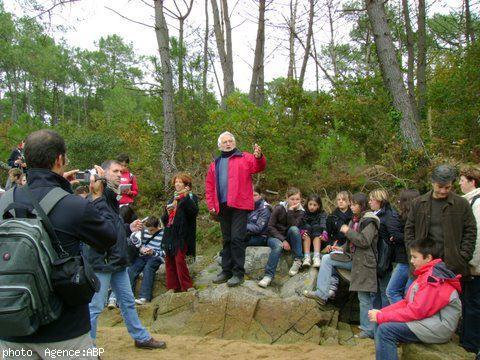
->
xmin=329 ymin=242 xmax=352 ymax=262
xmin=24 ymin=186 xmax=100 ymax=307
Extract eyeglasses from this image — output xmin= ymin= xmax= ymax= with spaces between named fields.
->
xmin=64 ymin=154 xmax=70 ymax=166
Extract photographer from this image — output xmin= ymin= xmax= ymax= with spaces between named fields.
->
xmin=0 ymin=130 xmax=117 ymax=359
xmin=7 ymin=140 xmax=26 ymax=170
xmin=85 ymin=160 xmax=166 ymax=350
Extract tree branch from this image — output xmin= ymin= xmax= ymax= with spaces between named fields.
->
xmin=105 ymin=6 xmax=155 ymax=29
xmin=29 ymin=0 xmax=81 ymax=19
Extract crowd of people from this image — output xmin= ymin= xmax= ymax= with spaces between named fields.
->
xmin=0 ymin=130 xmax=479 ymax=360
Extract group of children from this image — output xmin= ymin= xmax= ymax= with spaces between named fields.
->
xmin=246 ymin=187 xmax=464 ymax=360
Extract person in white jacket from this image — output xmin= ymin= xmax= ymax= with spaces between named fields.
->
xmin=459 ymin=166 xmax=480 ymax=355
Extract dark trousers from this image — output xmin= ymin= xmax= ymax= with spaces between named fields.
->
xmin=128 ymin=255 xmax=163 ymax=301
xmin=219 ymin=204 xmax=248 ymax=278
xmin=461 ymin=276 xmax=480 ymax=353
xmin=165 ymin=246 xmax=193 ymax=291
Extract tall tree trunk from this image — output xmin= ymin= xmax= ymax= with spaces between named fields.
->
xmin=416 ymin=0 xmax=427 ymax=119
xmin=327 ymin=0 xmax=339 ymax=79
xmin=178 ymin=18 xmax=185 ymax=104
xmin=465 ymin=0 xmax=476 ymax=44
xmin=154 ymin=0 xmax=177 ymax=188
xmin=211 ymin=0 xmax=234 ymax=105
xmin=299 ymin=0 xmax=314 ymax=87
xmin=202 ymin=0 xmax=209 ymax=100
xmin=287 ymin=0 xmax=298 ymax=79
xmin=366 ymin=0 xmax=425 ymax=151
xmin=402 ymin=0 xmax=418 ymax=120
xmin=249 ymin=0 xmax=266 ymax=106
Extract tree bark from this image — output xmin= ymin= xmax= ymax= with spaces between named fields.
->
xmin=154 ymin=0 xmax=177 ymax=188
xmin=366 ymin=0 xmax=425 ymax=151
xmin=465 ymin=0 xmax=476 ymax=44
xmin=249 ymin=0 xmax=266 ymax=106
xmin=211 ymin=0 xmax=235 ymax=105
xmin=299 ymin=0 xmax=314 ymax=87
xmin=416 ymin=0 xmax=427 ymax=118
xmin=327 ymin=0 xmax=338 ymax=79
xmin=202 ymin=0 xmax=209 ymax=100
xmin=287 ymin=0 xmax=298 ymax=79
xmin=402 ymin=0 xmax=418 ymax=120
xmin=174 ymin=0 xmax=194 ymax=105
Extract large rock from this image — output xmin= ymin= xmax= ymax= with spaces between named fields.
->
xmin=401 ymin=342 xmax=474 ymax=360
xmin=280 ymin=266 xmax=318 ymax=298
xmin=244 ymin=246 xmax=290 ymax=280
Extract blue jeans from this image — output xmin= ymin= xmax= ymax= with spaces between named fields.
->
xmin=375 ymin=322 xmax=420 ymax=360
xmin=89 ymin=269 xmax=150 ymax=342
xmin=128 ymin=256 xmax=164 ymax=301
xmin=249 ymin=235 xmax=284 ymax=279
xmin=386 ymin=263 xmax=410 ymax=304
xmin=373 ymin=271 xmax=392 ymax=309
xmin=285 ymin=226 xmax=303 ymax=260
xmin=315 ymin=254 xmax=352 ymax=300
xmin=358 ymin=291 xmax=376 ymax=337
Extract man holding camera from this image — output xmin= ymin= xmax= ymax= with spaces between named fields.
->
xmin=85 ymin=160 xmax=166 ymax=350
xmin=0 ymin=130 xmax=118 ymax=359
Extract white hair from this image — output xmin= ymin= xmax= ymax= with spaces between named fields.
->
xmin=217 ymin=131 xmax=236 ymax=149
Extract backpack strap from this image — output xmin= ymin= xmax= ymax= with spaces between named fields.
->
xmin=471 ymin=194 xmax=480 ymax=207
xmin=38 ymin=188 xmax=69 ymax=215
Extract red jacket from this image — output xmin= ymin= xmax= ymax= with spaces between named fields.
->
xmin=205 ymin=150 xmax=266 ymax=213
xmin=377 ymin=258 xmax=462 ymax=324
xmin=119 ymin=170 xmax=138 ymax=205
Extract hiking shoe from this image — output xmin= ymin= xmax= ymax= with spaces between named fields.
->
xmin=107 ymin=298 xmax=117 ymax=310
xmin=312 ymin=256 xmax=321 ymax=268
xmin=227 ymin=275 xmax=244 ymax=287
xmin=328 ymin=289 xmax=336 ymax=299
xmin=289 ymin=259 xmax=302 ymax=276
xmin=213 ymin=272 xmax=232 ymax=284
xmin=302 ymin=255 xmax=312 ymax=267
xmin=355 ymin=331 xmax=373 ymax=339
xmin=135 ymin=298 xmax=147 ymax=305
xmin=134 ymin=337 xmax=167 ymax=349
xmin=258 ymin=276 xmax=272 ymax=288
xmin=302 ymin=290 xmax=326 ymax=305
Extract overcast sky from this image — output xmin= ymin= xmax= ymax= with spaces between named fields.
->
xmin=6 ymin=0 xmax=458 ymax=93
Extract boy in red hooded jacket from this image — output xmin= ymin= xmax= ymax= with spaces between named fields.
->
xmin=369 ymin=239 xmax=462 ymax=360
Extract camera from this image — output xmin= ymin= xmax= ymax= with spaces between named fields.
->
xmin=76 ymin=169 xmax=99 ymax=183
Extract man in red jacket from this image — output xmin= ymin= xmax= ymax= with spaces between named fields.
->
xmin=369 ymin=239 xmax=462 ymax=360
xmin=206 ymin=132 xmax=266 ymax=287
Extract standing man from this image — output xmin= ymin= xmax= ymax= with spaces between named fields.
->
xmin=458 ymin=166 xmax=480 ymax=355
xmin=117 ymin=153 xmax=139 ymax=223
xmin=85 ymin=160 xmax=166 ymax=350
xmin=206 ymin=132 xmax=266 ymax=287
xmin=405 ymin=164 xmax=476 ymax=277
xmin=0 ymin=130 xmax=117 ymax=359
xmin=7 ymin=139 xmax=26 ymax=170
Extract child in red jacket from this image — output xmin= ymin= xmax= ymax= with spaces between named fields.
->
xmin=368 ymin=239 xmax=462 ymax=360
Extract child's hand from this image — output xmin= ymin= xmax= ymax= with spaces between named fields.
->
xmin=324 ymin=245 xmax=332 ymax=253
xmin=282 ymin=241 xmax=291 ymax=251
xmin=368 ymin=309 xmax=381 ymax=323
xmin=302 ymin=233 xmax=311 ymax=241
xmin=340 ymin=225 xmax=349 ymax=234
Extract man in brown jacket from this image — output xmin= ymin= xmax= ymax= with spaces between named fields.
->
xmin=405 ymin=165 xmax=477 ymax=277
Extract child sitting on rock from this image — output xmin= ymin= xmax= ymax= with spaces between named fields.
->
xmin=300 ymin=194 xmax=328 ymax=268
xmin=369 ymin=240 xmax=462 ymax=360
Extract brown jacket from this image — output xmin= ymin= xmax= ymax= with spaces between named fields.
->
xmin=267 ymin=202 xmax=304 ymax=241
xmin=404 ymin=190 xmax=477 ymax=276
xmin=345 ymin=212 xmax=380 ymax=293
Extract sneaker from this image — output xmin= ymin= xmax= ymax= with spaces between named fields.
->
xmin=355 ymin=331 xmax=373 ymax=339
xmin=134 ymin=337 xmax=167 ymax=349
xmin=302 ymin=290 xmax=326 ymax=306
xmin=187 ymin=287 xmax=196 ymax=292
xmin=213 ymin=272 xmax=232 ymax=284
xmin=302 ymin=255 xmax=312 ymax=267
xmin=227 ymin=275 xmax=244 ymax=287
xmin=312 ymin=256 xmax=321 ymax=268
xmin=289 ymin=259 xmax=302 ymax=276
xmin=258 ymin=276 xmax=272 ymax=288
xmin=135 ymin=298 xmax=147 ymax=305
xmin=107 ymin=298 xmax=116 ymax=310
xmin=328 ymin=289 xmax=336 ymax=299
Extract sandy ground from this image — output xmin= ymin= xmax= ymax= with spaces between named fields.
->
xmin=96 ymin=327 xmax=376 ymax=360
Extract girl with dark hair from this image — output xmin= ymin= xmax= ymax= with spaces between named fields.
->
xmin=300 ymin=194 xmax=328 ymax=268
xmin=385 ymin=189 xmax=420 ymax=304
xmin=161 ymin=173 xmax=199 ymax=292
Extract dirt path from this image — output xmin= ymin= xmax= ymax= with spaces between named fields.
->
xmin=97 ymin=327 xmax=376 ymax=360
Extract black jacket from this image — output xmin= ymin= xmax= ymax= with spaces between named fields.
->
xmin=377 ymin=203 xmax=406 ymax=264
xmin=162 ymin=193 xmax=199 ymax=257
xmin=326 ymin=208 xmax=353 ymax=246
xmin=267 ymin=202 xmax=304 ymax=241
xmin=84 ymin=187 xmax=132 ymax=272
xmin=1 ymin=169 xmax=117 ymax=343
xmin=7 ymin=147 xmax=23 ymax=168
xmin=247 ymin=198 xmax=271 ymax=236
xmin=300 ymin=210 xmax=327 ymax=238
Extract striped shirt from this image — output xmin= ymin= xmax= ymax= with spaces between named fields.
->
xmin=130 ymin=229 xmax=165 ymax=258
